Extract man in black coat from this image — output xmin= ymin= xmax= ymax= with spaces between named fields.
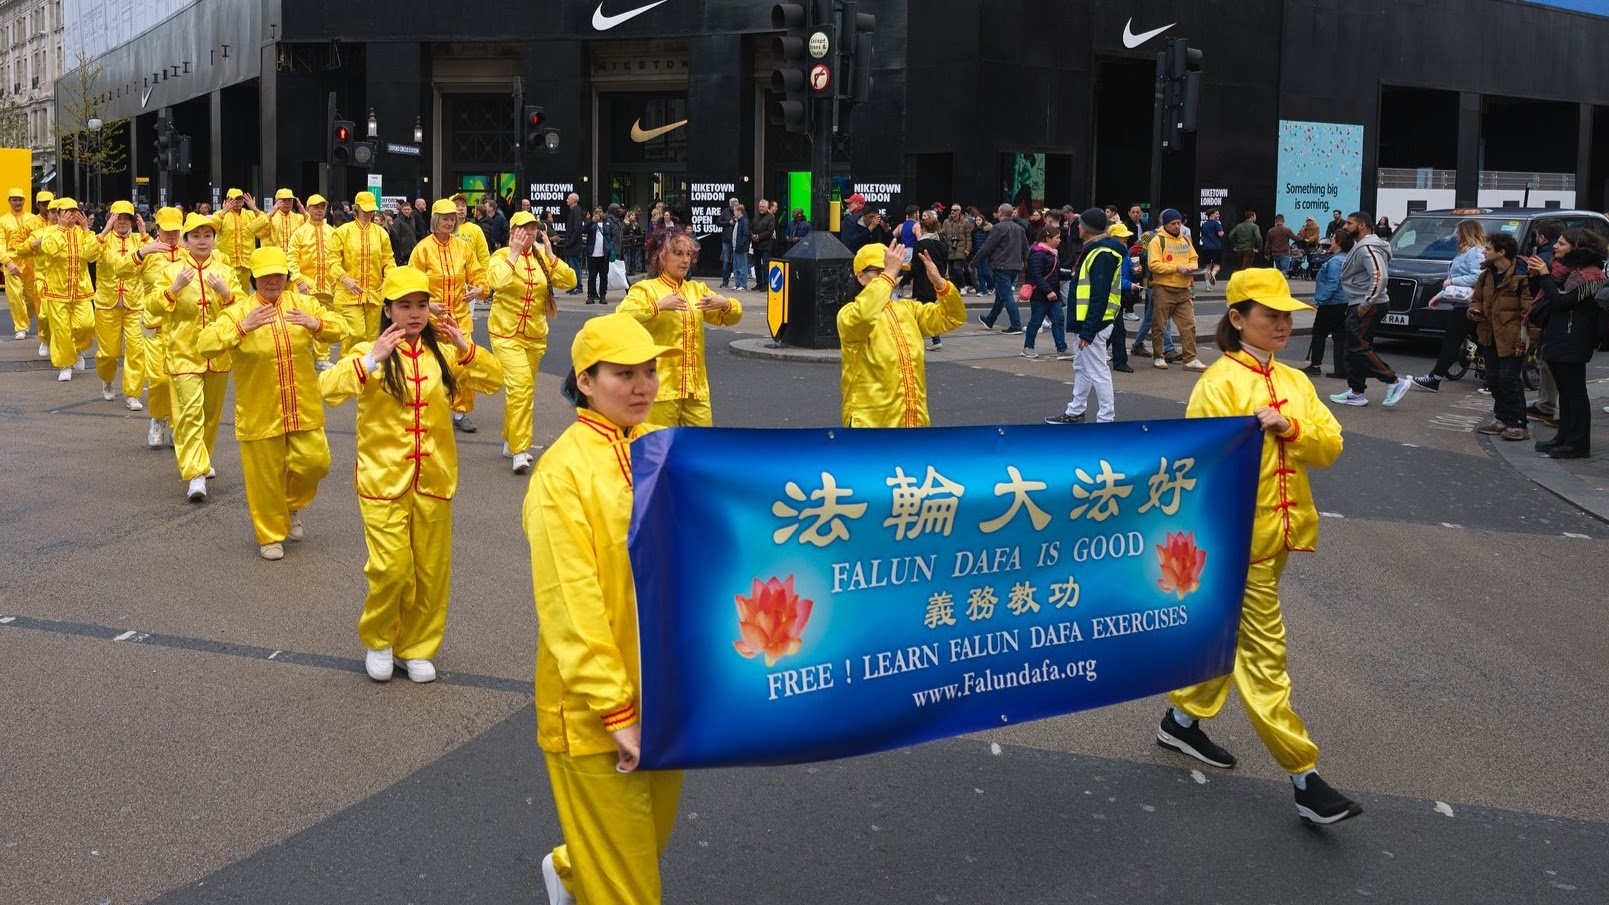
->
xmin=562 ymin=192 xmax=585 ymax=295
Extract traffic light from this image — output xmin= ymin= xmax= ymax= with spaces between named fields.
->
xmin=153 ymin=111 xmax=173 ymax=172
xmin=769 ymin=3 xmax=809 ymax=134
xmin=523 ymin=105 xmax=560 ymax=155
xmin=331 ymin=118 xmax=354 ymax=166
xmin=1161 ymin=39 xmax=1203 ymax=151
xmin=351 ymin=140 xmax=377 ymax=168
xmin=836 ymin=2 xmax=876 ymax=132
xmin=175 ymin=134 xmax=192 ymax=175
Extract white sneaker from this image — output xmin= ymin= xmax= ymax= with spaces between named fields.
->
xmin=36 ymin=342 xmax=47 ymax=357
xmin=512 ymin=452 xmax=534 ymax=474
xmin=400 ymin=658 xmax=437 ymax=683
xmin=314 ymin=360 xmax=334 ymax=371
xmin=75 ymin=355 xmax=86 ymax=371
xmin=1184 ymin=359 xmax=1209 ymax=372
xmin=126 ymin=396 xmax=144 ymax=411
xmin=101 ymin=381 xmax=115 ymax=401
xmin=1019 ymin=349 xmax=1039 ymax=360
xmin=288 ymin=511 xmax=305 ymax=542
xmin=259 ymin=542 xmax=284 ymax=561
xmin=365 ymin=647 xmax=394 ymax=682
xmin=147 ymin=419 xmax=165 ymax=448
xmin=12 ymin=330 xmax=24 ymax=340
xmin=543 ymin=853 xmax=576 ymax=905
xmin=57 ymin=367 xmax=72 ymax=381
xmin=186 ymin=476 xmax=208 ymax=501
xmin=1154 ymin=358 xmax=1168 ymax=370
xmin=163 ymin=425 xmax=174 ymax=447
xmin=502 ymin=442 xmax=514 ymax=459
xmin=206 ymin=467 xmax=217 ymax=479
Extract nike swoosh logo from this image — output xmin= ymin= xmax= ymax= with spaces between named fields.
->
xmin=1122 ymin=17 xmax=1174 ymax=48
xmin=630 ymin=117 xmax=688 ymax=143
xmin=140 ymin=86 xmax=152 ymax=108
xmin=593 ymin=0 xmax=671 ymax=30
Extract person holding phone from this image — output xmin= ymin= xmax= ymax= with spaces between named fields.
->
xmin=1523 ymin=228 xmax=1606 ymax=459
xmin=488 ymin=211 xmax=578 ymax=473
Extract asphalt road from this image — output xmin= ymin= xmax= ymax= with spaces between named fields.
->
xmin=3 ymin=293 xmax=1607 ymax=904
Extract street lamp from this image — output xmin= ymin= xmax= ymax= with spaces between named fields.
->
xmin=367 ymin=108 xmax=378 ymax=139
xmin=86 ymin=116 xmax=103 ymax=206
xmin=413 ymin=116 xmax=422 ymax=144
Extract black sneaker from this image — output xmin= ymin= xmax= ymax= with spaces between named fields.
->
xmin=1001 ymin=326 xmax=1024 ymax=335
xmin=1294 ymin=773 xmax=1363 ymax=825
xmin=1302 ymin=364 xmax=1323 ymax=374
xmin=1525 ymin=404 xmax=1555 ymax=419
xmin=1113 ymin=363 xmax=1134 ymax=373
xmin=1044 ymin=413 xmax=1084 ymax=424
xmin=1411 ymin=375 xmax=1440 ymax=393
xmin=1164 ymin=349 xmax=1184 ymax=364
xmin=1535 ymin=437 xmax=1562 ymax=452
xmin=976 ymin=314 xmax=994 ymax=330
xmin=1156 ymin=709 xmax=1236 ymax=768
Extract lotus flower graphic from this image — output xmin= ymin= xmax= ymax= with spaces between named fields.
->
xmin=1156 ymin=531 xmax=1207 ymax=600
xmin=733 ymin=575 xmax=813 ymax=667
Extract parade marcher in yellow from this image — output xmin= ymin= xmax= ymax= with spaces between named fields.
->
xmin=288 ymin=194 xmax=344 ymax=369
xmin=1154 ymin=269 xmax=1361 ymax=826
xmin=1 ymin=187 xmax=43 ymax=340
xmin=331 ymin=191 xmax=393 ymax=349
xmin=836 ymin=241 xmax=967 ymax=427
xmin=488 ymin=213 xmax=576 ymax=473
xmin=136 ymin=207 xmax=186 ymax=447
xmin=212 ymin=188 xmax=261 ymax=290
xmin=524 ymin=312 xmax=683 ymax=905
xmin=199 ymin=247 xmax=342 ymax=560
xmin=251 ymin=188 xmax=305 ymax=249
xmin=452 ymin=192 xmax=491 ymax=275
xmin=32 ymin=198 xmax=102 ymax=381
xmin=145 ymin=212 xmax=244 ymax=501
xmin=617 ymin=226 xmax=742 ymax=426
xmin=21 ymin=193 xmax=57 ymax=357
xmin=319 ymin=266 xmax=503 ymax=684
xmin=407 ymin=198 xmax=489 ymax=432
xmin=92 ymin=200 xmax=148 ymax=409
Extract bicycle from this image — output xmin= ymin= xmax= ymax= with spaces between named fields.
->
xmin=1445 ymin=337 xmax=1540 ymax=390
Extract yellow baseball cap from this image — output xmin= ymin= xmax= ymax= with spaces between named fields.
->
xmin=249 ymin=246 xmax=291 ymax=279
xmin=509 ymin=211 xmax=538 ymax=228
xmin=7 ymin=187 xmax=23 ymax=198
xmin=55 ymin=197 xmax=79 ymax=211
xmin=381 ymin=266 xmax=432 ymax=302
xmin=181 ymin=212 xmax=215 ymax=235
xmin=226 ymin=188 xmax=244 ymax=199
xmin=110 ymin=200 xmax=136 ymax=216
xmin=305 ymin=193 xmax=328 ymax=207
xmin=354 ymin=193 xmax=378 ymax=212
xmin=1225 ymin=268 xmax=1314 ymax=312
xmin=154 ymin=206 xmax=184 ymax=233
xmin=449 ymin=192 xmax=467 ymax=203
xmin=431 ymin=198 xmax=457 ymax=215
xmin=36 ymin=190 xmax=54 ymax=203
xmin=571 ymin=312 xmax=681 ymax=373
xmin=274 ymin=188 xmax=295 ymax=200
xmin=1108 ymin=222 xmax=1133 ymax=239
xmin=852 ymin=243 xmax=888 ymax=274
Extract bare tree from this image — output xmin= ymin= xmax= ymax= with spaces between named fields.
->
xmin=52 ymin=52 xmax=128 ymax=202
xmin=0 ymin=91 xmax=26 ymax=149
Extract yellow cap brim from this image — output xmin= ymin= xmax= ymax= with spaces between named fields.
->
xmin=1240 ymin=295 xmax=1315 ymax=313
xmin=577 ymin=341 xmax=682 ymax=373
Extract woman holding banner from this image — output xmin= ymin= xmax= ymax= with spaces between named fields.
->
xmin=523 ymin=312 xmax=682 ymax=905
xmin=1153 ymin=268 xmax=1363 ymax=826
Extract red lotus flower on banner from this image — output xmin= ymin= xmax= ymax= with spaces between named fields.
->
xmin=734 ymin=575 xmax=813 ymax=667
xmin=1156 ymin=531 xmax=1207 ymax=600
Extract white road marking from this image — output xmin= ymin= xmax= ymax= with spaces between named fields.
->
xmin=1440 ymin=522 xmax=1461 ymax=529
xmin=1434 ymin=800 xmax=1455 ymax=817
xmin=113 ymin=630 xmax=137 ymax=641
xmin=1190 ymin=770 xmax=1207 ymax=784
xmin=1401 ymin=443 xmax=1419 ymax=448
xmin=0 ymin=615 xmax=14 ymax=624
xmin=268 ymin=650 xmax=282 ymax=660
xmin=1564 ymin=532 xmax=1590 ymax=539
xmin=1320 ymin=511 xmax=1344 ymax=518
xmin=989 ymin=742 xmax=1002 ymax=756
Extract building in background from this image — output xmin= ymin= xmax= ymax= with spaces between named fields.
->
xmin=1 ymin=0 xmax=65 ymax=186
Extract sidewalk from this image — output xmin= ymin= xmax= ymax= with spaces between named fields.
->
xmin=1487 ymin=378 xmax=1609 ymax=523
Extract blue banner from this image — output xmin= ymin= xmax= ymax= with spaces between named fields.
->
xmin=628 ymin=418 xmax=1263 ymax=770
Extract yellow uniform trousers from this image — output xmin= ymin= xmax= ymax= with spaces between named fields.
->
xmin=491 ymin=336 xmax=546 ymax=455
xmin=357 ymin=491 xmax=453 ymax=660
xmin=35 ymin=274 xmax=51 ymax=344
xmin=1169 ymin=552 xmax=1320 ymax=774
xmin=545 ymin=751 xmax=683 ymax=905
xmin=647 ymin=397 xmax=712 ymax=427
xmin=5 ymin=266 xmax=39 ymax=334
xmin=241 ymin=429 xmax=331 ymax=545
xmin=335 ymin=304 xmax=379 ymax=350
xmin=145 ymin=334 xmax=173 ymax=421
xmin=169 ymin=372 xmax=230 ymax=480
xmin=311 ymin=292 xmax=337 ymax=363
xmin=94 ymin=307 xmax=146 ymax=397
xmin=44 ymin=296 xmax=93 ymax=368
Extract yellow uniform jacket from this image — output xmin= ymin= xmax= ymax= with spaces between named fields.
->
xmin=146 ymin=252 xmax=244 ymax=376
xmin=93 ymin=232 xmax=143 ymax=310
xmin=0 ymin=211 xmax=41 ymax=269
xmin=836 ymin=274 xmax=967 ymax=427
xmin=288 ymin=220 xmax=343 ymax=296
xmin=253 ymin=209 xmax=305 ymax=249
xmin=319 ymin=338 xmax=504 ymax=500
xmin=408 ymin=234 xmax=488 ymax=325
xmin=524 ymin=411 xmax=664 ymax=756
xmin=197 ymin=291 xmax=345 ymax=441
xmin=137 ymin=244 xmax=185 ymax=311
xmin=332 ymin=219 xmax=393 ymax=309
xmin=617 ymin=274 xmax=742 ymax=403
xmin=487 ymin=247 xmax=577 ymax=343
xmin=1146 ymin=230 xmax=1199 ymax=290
xmin=37 ymin=225 xmax=103 ymax=302
xmin=456 ymin=222 xmax=491 ymax=273
xmin=212 ymin=209 xmax=260 ymax=272
xmin=1186 ymin=348 xmax=1344 ymax=563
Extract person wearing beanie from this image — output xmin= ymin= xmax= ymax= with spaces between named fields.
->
xmin=523 ymin=312 xmax=684 ymax=905
xmin=837 ymin=241 xmax=967 ymax=427
xmin=319 ymin=266 xmax=504 ymax=684
xmin=1045 ymin=209 xmax=1124 ymax=424
xmin=198 ymin=246 xmax=343 ymax=560
xmin=1145 ymin=207 xmax=1208 ymax=371
xmin=1153 ymin=268 xmax=1361 ymax=827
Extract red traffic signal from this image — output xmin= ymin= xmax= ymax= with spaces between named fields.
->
xmin=527 ymin=107 xmax=547 ymax=128
xmin=335 ymin=123 xmax=351 ymax=142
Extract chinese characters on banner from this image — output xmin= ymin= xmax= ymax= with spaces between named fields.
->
xmin=628 ymin=418 xmax=1263 ymax=769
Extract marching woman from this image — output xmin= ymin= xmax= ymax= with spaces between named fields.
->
xmin=33 ymin=198 xmax=102 ymax=381
xmin=136 ymin=207 xmax=187 ymax=447
xmin=1152 ymin=268 xmax=1361 ymax=826
xmin=408 ymin=198 xmax=489 ymax=433
xmin=287 ymin=194 xmax=345 ymax=369
xmin=331 ymin=192 xmax=394 ymax=348
xmin=319 ymin=266 xmax=503 ymax=683
xmin=198 ymin=247 xmax=343 ymax=560
xmin=144 ymin=213 xmax=244 ymax=501
xmin=524 ymin=312 xmax=682 ymax=905
xmin=616 ymin=226 xmax=742 ymax=426
xmin=92 ymin=201 xmax=147 ymax=408
xmin=488 ymin=212 xmax=577 ymax=474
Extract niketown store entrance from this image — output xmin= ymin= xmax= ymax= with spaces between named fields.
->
xmin=600 ymin=91 xmax=690 ymax=215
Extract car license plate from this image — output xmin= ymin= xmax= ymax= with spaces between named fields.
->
xmin=1383 ymin=314 xmax=1409 ymax=326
